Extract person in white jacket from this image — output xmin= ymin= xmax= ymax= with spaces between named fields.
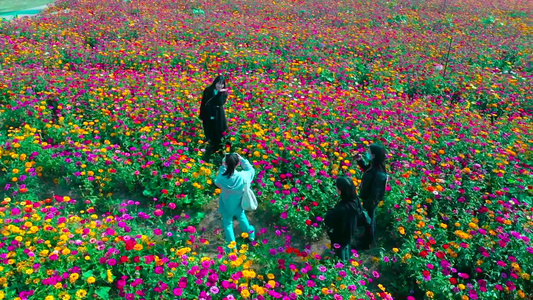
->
xmin=215 ymin=153 xmax=256 ymax=250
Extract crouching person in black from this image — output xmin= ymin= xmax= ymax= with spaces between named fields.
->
xmin=325 ymin=176 xmax=367 ymax=260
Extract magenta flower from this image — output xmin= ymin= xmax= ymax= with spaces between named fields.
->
xmin=209 ymin=286 xmax=219 ymax=294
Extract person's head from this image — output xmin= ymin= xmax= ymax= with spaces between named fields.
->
xmin=368 ymin=143 xmax=387 ymax=173
xmin=211 ymin=75 xmax=226 ymax=91
xmin=336 ymin=176 xmax=357 ymax=202
xmin=222 ymin=153 xmax=240 ymax=178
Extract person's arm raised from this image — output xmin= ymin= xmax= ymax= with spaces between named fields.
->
xmin=238 ymin=155 xmax=255 ymax=181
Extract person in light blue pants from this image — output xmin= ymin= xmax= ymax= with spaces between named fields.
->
xmin=215 ymin=153 xmax=256 ymax=251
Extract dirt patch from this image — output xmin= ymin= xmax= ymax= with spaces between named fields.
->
xmin=195 ymin=196 xmax=334 ymax=257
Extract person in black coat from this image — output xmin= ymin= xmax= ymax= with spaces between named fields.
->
xmin=354 ymin=143 xmax=388 ymax=249
xmin=325 ymin=176 xmax=365 ymax=260
xmin=199 ymin=75 xmax=228 ymax=160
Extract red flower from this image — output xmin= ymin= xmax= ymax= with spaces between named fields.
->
xmin=305 ymin=219 xmax=312 ymax=225
xmin=419 ymin=251 xmax=429 ymax=258
xmin=161 ymin=189 xmax=168 ymax=195
xmin=450 ymin=277 xmax=457 ymax=284
xmin=125 ymin=239 xmax=136 ymax=251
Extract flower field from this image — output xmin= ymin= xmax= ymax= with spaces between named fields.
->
xmin=0 ymin=0 xmax=532 ymax=299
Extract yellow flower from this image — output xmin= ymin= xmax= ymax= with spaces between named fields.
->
xmin=458 ymin=284 xmax=466 ymax=290
xmin=426 ymin=291 xmax=434 ymax=298
xmin=45 ymin=296 xmax=55 ymax=300
xmin=107 ymin=269 xmax=114 ymax=283
xmin=69 ymin=272 xmax=79 ymax=283
xmin=392 ymin=248 xmax=399 ymax=253
xmin=398 ymin=227 xmax=405 ymax=235
xmin=267 ymin=280 xmax=276 ymax=288
xmin=240 ymin=289 xmax=250 ymax=298
xmin=87 ymin=276 xmax=96 ymax=284
xmin=295 ymin=289 xmax=303 ymax=295
xmin=76 ymin=290 xmax=87 ymax=298
xmin=60 ymin=293 xmax=71 ymax=300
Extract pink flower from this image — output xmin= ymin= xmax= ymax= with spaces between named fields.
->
xmin=154 ymin=229 xmax=162 ymax=235
xmin=185 ymin=226 xmax=196 ymax=233
xmin=173 ymin=288 xmax=182 ymax=296
xmin=108 ymin=258 xmax=117 ymax=266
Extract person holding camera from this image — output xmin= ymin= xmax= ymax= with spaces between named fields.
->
xmin=199 ymin=75 xmax=229 ymax=161
xmin=215 ymin=153 xmax=256 ymax=251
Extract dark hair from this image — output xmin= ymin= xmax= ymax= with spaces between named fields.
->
xmin=369 ymin=143 xmax=387 ymax=173
xmin=222 ymin=153 xmax=239 ymax=178
xmin=336 ymin=176 xmax=357 ymax=202
xmin=210 ymin=75 xmax=226 ymax=89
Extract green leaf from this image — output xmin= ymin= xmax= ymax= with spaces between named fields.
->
xmin=100 ymin=270 xmax=107 ymax=281
xmin=82 ymin=270 xmax=94 ymax=279
xmin=96 ymin=287 xmax=111 ymax=300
